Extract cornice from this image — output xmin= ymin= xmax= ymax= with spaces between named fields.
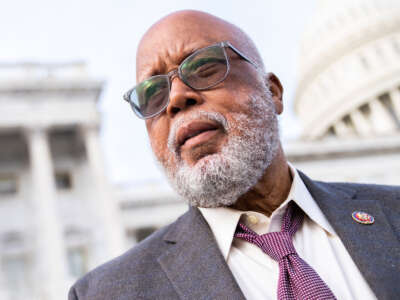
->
xmin=300 ymin=71 xmax=400 ymax=139
xmin=285 ymin=134 xmax=400 ymax=162
xmin=295 ymin=11 xmax=400 ymax=112
xmin=0 ymin=79 xmax=104 ymax=92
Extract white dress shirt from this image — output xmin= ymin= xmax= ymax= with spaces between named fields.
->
xmin=199 ymin=164 xmax=377 ymax=300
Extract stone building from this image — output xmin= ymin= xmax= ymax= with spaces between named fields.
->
xmin=288 ymin=0 xmax=400 ymax=184
xmin=295 ymin=0 xmax=400 ymax=140
xmin=0 ymin=62 xmax=125 ymax=299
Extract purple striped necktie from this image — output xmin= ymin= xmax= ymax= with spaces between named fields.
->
xmin=234 ymin=202 xmax=336 ymax=300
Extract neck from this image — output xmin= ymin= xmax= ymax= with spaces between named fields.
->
xmin=230 ymin=147 xmax=292 ymax=217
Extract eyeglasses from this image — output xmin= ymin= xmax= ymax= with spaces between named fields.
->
xmin=123 ymin=41 xmax=257 ymax=119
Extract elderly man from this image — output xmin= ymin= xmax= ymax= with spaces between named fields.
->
xmin=69 ymin=10 xmax=399 ymax=300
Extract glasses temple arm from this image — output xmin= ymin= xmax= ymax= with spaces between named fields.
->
xmin=222 ymin=41 xmax=259 ymax=69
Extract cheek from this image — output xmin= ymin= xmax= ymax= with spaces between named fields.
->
xmin=225 ymin=65 xmax=265 ymax=98
xmin=147 ymin=120 xmax=173 ymax=164
xmin=217 ymin=89 xmax=254 ymax=121
xmin=213 ymin=79 xmax=261 ymax=115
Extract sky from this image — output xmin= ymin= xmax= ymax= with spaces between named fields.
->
xmin=1 ymin=0 xmax=317 ymax=184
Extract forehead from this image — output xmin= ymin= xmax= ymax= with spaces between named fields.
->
xmin=136 ymin=17 xmax=234 ymax=82
xmin=137 ymin=41 xmax=214 ymax=81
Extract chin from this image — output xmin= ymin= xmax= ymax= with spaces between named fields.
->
xmin=181 ymin=144 xmax=221 ymax=167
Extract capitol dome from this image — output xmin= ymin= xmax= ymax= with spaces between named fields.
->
xmin=294 ymin=0 xmax=400 ymax=140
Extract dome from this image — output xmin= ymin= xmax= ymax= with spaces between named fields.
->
xmin=294 ymin=0 xmax=400 ymax=140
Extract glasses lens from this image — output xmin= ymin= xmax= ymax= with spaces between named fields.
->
xmin=180 ymin=45 xmax=228 ymax=89
xmin=128 ymin=76 xmax=170 ymax=118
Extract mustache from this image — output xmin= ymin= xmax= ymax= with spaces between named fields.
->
xmin=167 ymin=111 xmax=229 ymax=155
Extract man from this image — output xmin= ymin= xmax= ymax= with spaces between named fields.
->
xmin=69 ymin=10 xmax=399 ymax=300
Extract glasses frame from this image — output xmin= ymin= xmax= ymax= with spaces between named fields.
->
xmin=123 ymin=41 xmax=258 ymax=119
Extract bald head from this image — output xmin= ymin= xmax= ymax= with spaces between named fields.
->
xmin=136 ymin=10 xmax=265 ymax=81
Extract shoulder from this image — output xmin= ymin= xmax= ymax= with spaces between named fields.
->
xmin=307 ymin=177 xmax=400 ymax=222
xmin=298 ymin=169 xmax=400 ymax=200
xmin=68 ymin=212 xmax=189 ymax=300
xmin=322 ymin=180 xmax=400 ymax=200
xmin=298 ymin=170 xmax=400 ymax=220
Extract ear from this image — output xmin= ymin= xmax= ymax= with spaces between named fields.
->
xmin=265 ymin=72 xmax=284 ymax=115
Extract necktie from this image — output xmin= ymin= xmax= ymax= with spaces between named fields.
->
xmin=234 ymin=202 xmax=336 ymax=300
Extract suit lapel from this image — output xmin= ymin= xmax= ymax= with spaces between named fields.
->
xmin=158 ymin=207 xmax=245 ymax=300
xmin=299 ymin=171 xmax=400 ymax=300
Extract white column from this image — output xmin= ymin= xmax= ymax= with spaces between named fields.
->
xmin=389 ymin=88 xmax=400 ymax=120
xmin=350 ymin=108 xmax=374 ymax=136
xmin=369 ymin=98 xmax=397 ymax=134
xmin=25 ymin=127 xmax=68 ymax=300
xmin=80 ymin=124 xmax=125 ymax=267
xmin=333 ymin=119 xmax=354 ymax=138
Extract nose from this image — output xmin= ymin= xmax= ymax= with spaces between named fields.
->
xmin=166 ymin=76 xmax=203 ymax=117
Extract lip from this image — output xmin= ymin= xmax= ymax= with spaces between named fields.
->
xmin=176 ymin=120 xmax=220 ymax=149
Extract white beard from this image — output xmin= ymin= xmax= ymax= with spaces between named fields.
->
xmin=158 ymin=88 xmax=280 ymax=208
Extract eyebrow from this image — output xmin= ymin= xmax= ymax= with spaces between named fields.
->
xmin=143 ymin=46 xmax=199 ymax=80
xmin=142 ymin=59 xmax=165 ymax=79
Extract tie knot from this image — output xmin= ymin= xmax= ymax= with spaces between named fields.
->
xmin=255 ymin=231 xmax=296 ymax=261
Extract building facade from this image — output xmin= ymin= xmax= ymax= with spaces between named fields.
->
xmin=289 ymin=0 xmax=400 ymax=184
xmin=0 ymin=63 xmax=125 ymax=299
xmin=295 ymin=0 xmax=400 ymax=140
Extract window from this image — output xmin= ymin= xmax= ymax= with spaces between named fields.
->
xmin=55 ymin=172 xmax=72 ymax=190
xmin=1 ymin=231 xmax=24 ymax=250
xmin=360 ymin=103 xmax=371 ymax=117
xmin=136 ymin=227 xmax=157 ymax=242
xmin=342 ymin=115 xmax=356 ymax=134
xmin=326 ymin=126 xmax=336 ymax=137
xmin=49 ymin=127 xmax=83 ymax=160
xmin=0 ymin=174 xmax=17 ymax=195
xmin=67 ymin=247 xmax=87 ymax=278
xmin=126 ymin=229 xmax=138 ymax=245
xmin=343 ymin=115 xmax=351 ymax=125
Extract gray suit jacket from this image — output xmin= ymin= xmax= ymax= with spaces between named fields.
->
xmin=69 ymin=172 xmax=400 ymax=300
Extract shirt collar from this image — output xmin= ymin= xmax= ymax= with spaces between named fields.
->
xmin=199 ymin=163 xmax=336 ymax=260
xmin=287 ymin=163 xmax=336 ymax=235
xmin=198 ymin=206 xmax=243 ymax=260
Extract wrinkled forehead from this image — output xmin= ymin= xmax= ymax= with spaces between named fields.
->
xmin=135 ymin=13 xmax=242 ymax=82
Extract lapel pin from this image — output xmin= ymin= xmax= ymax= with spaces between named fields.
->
xmin=352 ymin=211 xmax=374 ymax=225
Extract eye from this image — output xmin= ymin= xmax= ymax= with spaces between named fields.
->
xmin=188 ymin=57 xmax=223 ymax=69
xmin=183 ymin=58 xmax=225 ymax=79
xmin=193 ymin=63 xmax=221 ymax=77
xmin=135 ymin=77 xmax=168 ymax=109
xmin=143 ymin=81 xmax=162 ymax=99
xmin=146 ymin=90 xmax=166 ymax=111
